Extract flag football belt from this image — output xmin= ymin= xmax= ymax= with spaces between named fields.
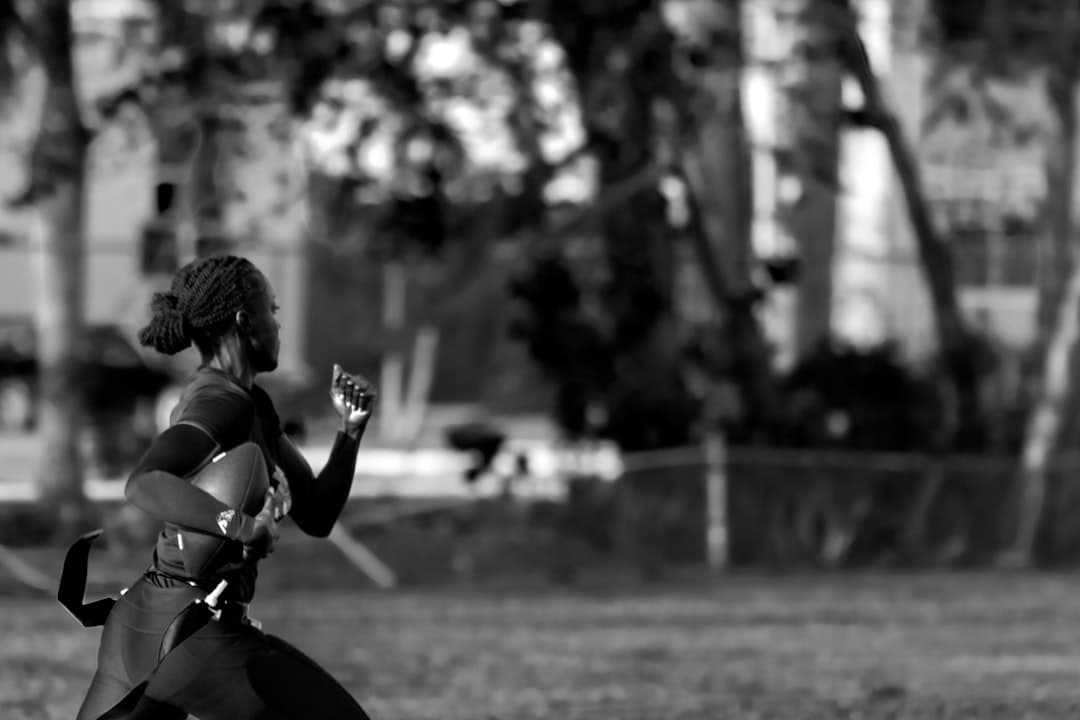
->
xmin=58 ymin=531 xmax=261 ymax=633
xmin=142 ymin=567 xmax=255 ymax=626
xmin=143 ymin=565 xmax=223 ymax=592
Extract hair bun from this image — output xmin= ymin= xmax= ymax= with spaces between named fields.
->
xmin=139 ymin=291 xmax=191 ymax=355
xmin=155 ymin=291 xmax=181 ymax=312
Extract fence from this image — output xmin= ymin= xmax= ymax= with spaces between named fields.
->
xmin=7 ymin=439 xmax=1080 ymax=580
xmin=614 ymin=445 xmax=1080 ymax=571
xmin=338 ymin=445 xmax=1080 ymax=581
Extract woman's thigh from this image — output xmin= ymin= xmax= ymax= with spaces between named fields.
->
xmin=147 ymin=626 xmax=371 ymax=720
xmin=75 ymin=582 xmax=194 ymax=720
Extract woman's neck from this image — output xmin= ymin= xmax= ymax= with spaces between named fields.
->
xmin=202 ymin=347 xmax=254 ymax=389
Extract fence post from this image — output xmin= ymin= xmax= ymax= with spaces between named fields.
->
xmin=703 ymin=428 xmax=729 ymax=570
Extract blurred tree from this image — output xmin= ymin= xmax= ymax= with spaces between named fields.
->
xmin=925 ymin=0 xmax=1080 ymax=566
xmin=1 ymin=0 xmax=95 ymax=540
xmin=775 ymin=0 xmax=844 ymax=357
xmin=504 ymin=0 xmax=796 ymax=453
xmin=1003 ymin=1 xmax=1080 ymax=568
xmin=531 ymin=0 xmax=703 ymax=451
xmin=102 ymin=1 xmax=774 ymax=453
xmin=100 ymin=1 xmax=477 ymax=435
xmin=154 ymin=1 xmax=237 ymax=260
xmin=243 ymin=1 xmax=517 ymax=441
xmin=778 ymin=338 xmax=943 ymax=451
xmin=100 ymin=1 xmax=257 ymax=268
xmin=829 ymin=0 xmax=978 ymax=451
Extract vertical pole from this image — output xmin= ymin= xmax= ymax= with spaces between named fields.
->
xmin=380 ymin=260 xmax=407 ymax=441
xmin=400 ymin=326 xmax=439 ymax=440
xmin=704 ymin=427 xmax=729 ymax=570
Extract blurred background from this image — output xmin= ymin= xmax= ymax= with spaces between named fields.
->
xmin=6 ymin=0 xmax=1080 ymax=717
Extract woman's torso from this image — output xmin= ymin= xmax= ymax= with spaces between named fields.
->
xmin=150 ymin=367 xmax=282 ymax=603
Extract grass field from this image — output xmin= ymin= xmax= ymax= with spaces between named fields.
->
xmin=6 ymin=571 xmax=1080 ymax=719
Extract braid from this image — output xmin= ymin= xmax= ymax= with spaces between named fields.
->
xmin=138 ymin=255 xmax=261 ymax=356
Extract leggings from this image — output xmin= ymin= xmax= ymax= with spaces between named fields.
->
xmin=76 ymin=579 xmax=372 ymax=720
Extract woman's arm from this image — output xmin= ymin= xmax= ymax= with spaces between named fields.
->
xmin=254 ymin=365 xmax=373 ymax=538
xmin=274 ymin=429 xmax=362 ymax=538
xmin=124 ymin=392 xmax=259 ymax=542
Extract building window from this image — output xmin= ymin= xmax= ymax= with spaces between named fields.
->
xmin=949 ymin=224 xmax=1040 ymax=288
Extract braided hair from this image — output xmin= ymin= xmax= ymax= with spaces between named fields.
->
xmin=138 ymin=255 xmax=264 ymax=356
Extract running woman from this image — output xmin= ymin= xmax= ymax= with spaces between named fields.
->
xmin=75 ymin=255 xmax=377 ymax=720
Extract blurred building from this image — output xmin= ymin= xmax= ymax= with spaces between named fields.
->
xmin=872 ymin=0 xmax=1047 ymax=358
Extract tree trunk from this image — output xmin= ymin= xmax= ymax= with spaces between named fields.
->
xmin=151 ymin=0 xmax=231 ymax=261
xmin=1007 ymin=264 xmax=1080 ymax=565
xmin=31 ymin=0 xmax=94 ymax=541
xmin=838 ymin=0 xmax=976 ymax=444
xmin=191 ymin=112 xmax=232 ymax=257
xmin=678 ymin=0 xmax=755 ymax=301
xmin=184 ymin=11 xmax=232 ymax=260
xmin=785 ymin=0 xmax=843 ymax=356
xmin=672 ymin=0 xmax=778 ymax=436
xmin=1002 ymin=4 xmax=1080 ymax=567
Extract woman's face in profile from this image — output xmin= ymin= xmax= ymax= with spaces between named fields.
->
xmin=245 ymin=271 xmax=281 ymax=373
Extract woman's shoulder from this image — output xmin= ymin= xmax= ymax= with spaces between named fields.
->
xmin=169 ymin=368 xmax=255 ymax=442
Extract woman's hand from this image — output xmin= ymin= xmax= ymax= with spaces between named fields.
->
xmin=269 ymin=467 xmax=292 ymax=521
xmin=241 ymin=489 xmax=280 ymax=562
xmin=329 ymin=364 xmax=376 ymax=436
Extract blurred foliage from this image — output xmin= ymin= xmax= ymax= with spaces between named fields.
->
xmin=26 ymin=0 xmax=1048 ymax=456
xmin=774 ymin=339 xmax=944 ymax=452
xmin=0 ymin=1 xmax=759 ymax=452
xmin=928 ymin=0 xmax=1080 ymax=66
xmin=82 ymin=1 xmax=590 ymax=255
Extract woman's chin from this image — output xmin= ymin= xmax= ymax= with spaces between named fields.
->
xmin=255 ymin=355 xmax=279 ymax=374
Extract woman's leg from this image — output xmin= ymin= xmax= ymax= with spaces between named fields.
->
xmin=246 ymin=634 xmax=373 ymax=720
xmin=122 ymin=693 xmax=190 ymax=720
xmin=74 ymin=672 xmax=137 ymax=720
xmin=143 ymin=623 xmax=273 ymax=720
xmin=143 ymin=624 xmax=372 ymax=720
xmin=76 ymin=670 xmax=187 ymax=720
xmin=75 ymin=579 xmax=191 ymax=720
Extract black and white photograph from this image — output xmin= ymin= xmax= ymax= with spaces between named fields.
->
xmin=0 ymin=0 xmax=1075 ymax=718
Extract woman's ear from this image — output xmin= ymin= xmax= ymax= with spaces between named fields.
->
xmin=235 ymin=309 xmax=252 ymax=335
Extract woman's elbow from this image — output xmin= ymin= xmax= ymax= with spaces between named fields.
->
xmin=124 ymin=471 xmax=157 ymax=510
xmin=304 ymin=520 xmax=335 ymax=539
xmin=292 ymin=511 xmax=334 ymax=538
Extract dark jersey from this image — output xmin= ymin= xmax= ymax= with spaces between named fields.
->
xmin=155 ymin=368 xmax=278 ymax=600
xmin=124 ymin=366 xmax=360 ymax=603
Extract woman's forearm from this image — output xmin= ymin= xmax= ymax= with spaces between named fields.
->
xmin=278 ymin=430 xmax=362 ymax=537
xmin=125 ymin=470 xmax=255 ymax=540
